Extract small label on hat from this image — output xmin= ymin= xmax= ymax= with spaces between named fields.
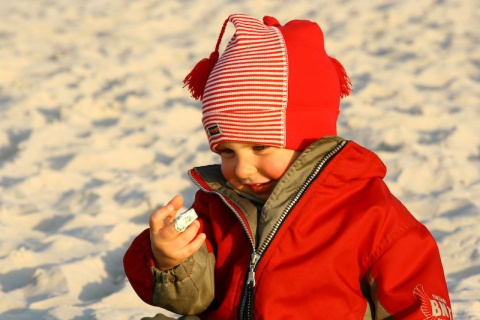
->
xmin=207 ymin=124 xmax=222 ymax=137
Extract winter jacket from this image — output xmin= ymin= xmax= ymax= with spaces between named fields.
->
xmin=124 ymin=137 xmax=452 ymax=319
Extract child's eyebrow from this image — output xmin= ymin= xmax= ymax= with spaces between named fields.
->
xmin=217 ymin=143 xmax=236 ymax=150
xmin=216 ymin=146 xmax=231 ymax=152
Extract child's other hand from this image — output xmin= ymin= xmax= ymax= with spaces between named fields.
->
xmin=149 ymin=195 xmax=206 ymax=270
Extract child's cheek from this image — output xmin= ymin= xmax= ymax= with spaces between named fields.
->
xmin=265 ymin=160 xmax=290 ymax=180
xmin=220 ymin=161 xmax=235 ymax=181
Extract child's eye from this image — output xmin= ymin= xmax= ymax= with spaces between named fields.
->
xmin=252 ymin=145 xmax=269 ymax=152
xmin=219 ymin=148 xmax=234 ymax=155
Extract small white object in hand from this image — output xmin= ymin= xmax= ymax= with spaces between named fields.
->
xmin=174 ymin=208 xmax=198 ymax=232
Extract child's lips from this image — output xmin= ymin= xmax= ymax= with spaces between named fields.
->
xmin=248 ymin=181 xmax=275 ymax=194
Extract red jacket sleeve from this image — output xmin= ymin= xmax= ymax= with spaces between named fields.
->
xmin=369 ymin=224 xmax=452 ymax=319
xmin=123 ymin=228 xmax=156 ymax=305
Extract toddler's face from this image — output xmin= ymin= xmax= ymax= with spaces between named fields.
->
xmin=217 ymin=142 xmax=300 ymax=201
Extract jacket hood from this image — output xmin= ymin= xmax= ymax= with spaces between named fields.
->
xmin=321 ymin=139 xmax=387 ymax=182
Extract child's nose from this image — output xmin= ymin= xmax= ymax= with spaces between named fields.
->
xmin=235 ymin=158 xmax=256 ymax=180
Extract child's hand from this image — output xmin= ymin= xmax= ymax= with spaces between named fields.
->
xmin=149 ymin=195 xmax=206 ymax=271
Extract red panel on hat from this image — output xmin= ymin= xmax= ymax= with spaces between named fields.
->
xmin=276 ymin=19 xmax=340 ymax=150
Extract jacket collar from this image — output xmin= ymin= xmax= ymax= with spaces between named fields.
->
xmin=189 ymin=136 xmax=348 ymax=248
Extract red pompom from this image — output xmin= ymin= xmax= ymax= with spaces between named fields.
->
xmin=329 ymin=57 xmax=352 ymax=98
xmin=183 ymin=51 xmax=219 ymax=100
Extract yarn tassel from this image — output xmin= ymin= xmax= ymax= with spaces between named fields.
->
xmin=183 ymin=51 xmax=219 ymax=100
xmin=329 ymin=57 xmax=352 ymax=98
xmin=183 ymin=17 xmax=229 ymax=100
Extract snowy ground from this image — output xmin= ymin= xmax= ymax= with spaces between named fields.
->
xmin=0 ymin=0 xmax=479 ymax=319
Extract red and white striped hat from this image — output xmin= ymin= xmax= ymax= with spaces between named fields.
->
xmin=184 ymin=14 xmax=352 ymax=152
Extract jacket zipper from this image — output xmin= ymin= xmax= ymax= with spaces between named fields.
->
xmin=238 ymin=140 xmax=347 ymax=319
xmin=188 ymin=171 xmax=258 ymax=318
xmin=189 ymin=140 xmax=348 ymax=319
xmin=187 ymin=172 xmax=256 ymax=250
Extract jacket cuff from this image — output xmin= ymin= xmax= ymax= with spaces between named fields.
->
xmin=152 ymin=243 xmax=215 ymax=315
xmin=151 ymin=255 xmax=195 ymax=285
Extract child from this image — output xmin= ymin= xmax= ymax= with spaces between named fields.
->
xmin=124 ymin=14 xmax=452 ymax=319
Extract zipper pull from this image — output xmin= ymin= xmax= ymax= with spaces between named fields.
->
xmin=248 ymin=253 xmax=260 ymax=287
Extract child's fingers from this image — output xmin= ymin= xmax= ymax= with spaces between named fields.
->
xmin=171 ymin=232 xmax=207 ymax=262
xmin=183 ymin=232 xmax=207 ymax=256
xmin=174 ymin=220 xmax=201 ymax=246
xmin=158 ymin=214 xmax=200 ymax=243
xmin=153 ymin=231 xmax=206 ymax=271
xmin=149 ymin=195 xmax=185 ymax=232
xmin=168 ymin=194 xmax=184 ymax=211
xmin=151 ymin=221 xmax=205 ymax=269
xmin=149 ymin=204 xmax=175 ymax=232
xmin=153 ymin=219 xmax=200 ymax=253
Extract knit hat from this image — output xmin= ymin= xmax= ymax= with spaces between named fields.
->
xmin=184 ymin=14 xmax=352 ymax=152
